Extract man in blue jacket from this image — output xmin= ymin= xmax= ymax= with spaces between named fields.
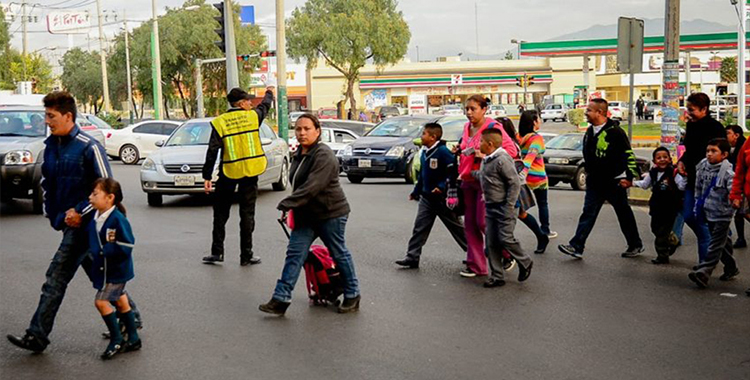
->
xmin=6 ymin=92 xmax=137 ymax=353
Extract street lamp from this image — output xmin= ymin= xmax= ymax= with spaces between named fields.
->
xmin=511 ymin=39 xmax=526 ymax=60
xmin=32 ymin=46 xmax=57 ymax=54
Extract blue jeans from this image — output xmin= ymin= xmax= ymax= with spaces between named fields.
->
xmin=273 ymin=216 xmax=360 ymax=303
xmin=532 ymin=188 xmax=551 ymax=235
xmin=680 ymin=188 xmax=710 ymax=262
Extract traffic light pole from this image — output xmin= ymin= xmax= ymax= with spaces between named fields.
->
xmin=276 ymin=0 xmax=289 ymax=142
xmin=195 ymin=57 xmax=228 ymax=118
xmin=223 ymin=0 xmax=240 ymax=90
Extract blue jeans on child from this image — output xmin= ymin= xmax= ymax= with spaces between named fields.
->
xmin=273 ymin=215 xmax=360 ymax=303
xmin=680 ymin=188 xmax=710 ymax=262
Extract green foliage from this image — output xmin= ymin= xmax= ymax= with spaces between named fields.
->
xmin=567 ymin=109 xmax=585 ymax=127
xmin=503 ymin=50 xmax=514 ymax=60
xmin=0 ymin=10 xmax=54 ymax=93
xmin=99 ymin=113 xmax=124 ymax=129
xmin=720 ymin=56 xmax=737 ymax=83
xmin=287 ymin=0 xmax=410 ymax=111
xmin=0 ymin=8 xmax=9 ymax=49
xmin=60 ymin=48 xmax=104 ymax=113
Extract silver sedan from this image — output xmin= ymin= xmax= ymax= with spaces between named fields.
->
xmin=140 ymin=118 xmax=290 ymax=206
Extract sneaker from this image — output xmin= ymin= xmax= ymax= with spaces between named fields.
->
xmin=395 ymin=258 xmax=419 ymax=269
xmin=259 ymin=298 xmax=291 ymax=315
xmin=483 ymin=278 xmax=506 ymax=288
xmin=719 ymin=268 xmax=740 ymax=281
xmin=240 ymin=256 xmax=261 ymax=266
xmin=651 ymin=256 xmax=670 ymax=265
xmin=733 ymin=239 xmax=747 ymax=249
xmin=535 ymin=234 xmax=550 ymax=254
xmin=459 ymin=268 xmax=477 ymax=278
xmin=688 ymin=271 xmax=709 ymax=288
xmin=337 ymin=295 xmax=361 ymax=314
xmin=558 ymin=244 xmax=583 ymax=259
xmin=547 ymin=231 xmax=558 ymax=239
xmin=621 ymin=246 xmax=645 ymax=258
xmin=502 ymin=258 xmax=516 ymax=272
xmin=202 ymin=254 xmax=224 ymax=264
xmin=518 ymin=262 xmax=533 ymax=282
xmin=6 ymin=333 xmax=46 ymax=353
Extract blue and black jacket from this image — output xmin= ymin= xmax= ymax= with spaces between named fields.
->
xmin=411 ymin=140 xmax=457 ymax=199
xmin=41 ymin=125 xmax=112 ymax=231
xmin=84 ymin=208 xmax=135 ymax=290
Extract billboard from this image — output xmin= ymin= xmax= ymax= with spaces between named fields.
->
xmin=47 ymin=11 xmax=91 ymax=34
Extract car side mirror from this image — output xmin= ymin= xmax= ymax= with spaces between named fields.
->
xmin=261 ymin=137 xmax=273 ymax=146
xmin=155 ymin=140 xmax=164 ymax=147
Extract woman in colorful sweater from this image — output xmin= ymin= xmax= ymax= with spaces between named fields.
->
xmin=518 ymin=110 xmax=557 ymax=239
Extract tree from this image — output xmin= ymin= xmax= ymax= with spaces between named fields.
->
xmin=60 ymin=48 xmax=104 ymax=113
xmin=1 ymin=8 xmax=15 ymax=90
xmin=503 ymin=50 xmax=514 ymax=60
xmin=721 ymin=56 xmax=738 ymax=83
xmin=287 ymin=0 xmax=410 ymax=112
xmin=7 ymin=52 xmax=54 ymax=93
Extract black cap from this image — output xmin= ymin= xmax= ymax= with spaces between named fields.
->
xmin=227 ymin=88 xmax=251 ymax=104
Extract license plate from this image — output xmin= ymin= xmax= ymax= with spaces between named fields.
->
xmin=174 ymin=175 xmax=196 ymax=186
xmin=358 ymin=159 xmax=371 ymax=168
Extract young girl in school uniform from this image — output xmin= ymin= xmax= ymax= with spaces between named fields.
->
xmin=86 ymin=178 xmax=140 ymax=360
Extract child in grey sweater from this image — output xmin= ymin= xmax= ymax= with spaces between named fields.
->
xmin=475 ymin=129 xmax=533 ymax=288
xmin=689 ymin=138 xmax=740 ymax=288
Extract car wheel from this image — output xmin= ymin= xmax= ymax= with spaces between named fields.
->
xmin=405 ymin=157 xmax=416 ymax=184
xmin=120 ymin=144 xmax=140 ymax=165
xmin=32 ymin=182 xmax=44 ymax=215
xmin=548 ymin=179 xmax=560 ymax=188
xmin=147 ymin=193 xmax=163 ymax=207
xmin=571 ymin=167 xmax=587 ymax=190
xmin=272 ymin=159 xmax=289 ymax=191
xmin=347 ymin=174 xmax=364 ymax=184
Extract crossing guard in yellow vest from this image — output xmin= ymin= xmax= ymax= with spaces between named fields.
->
xmin=202 ymin=86 xmax=275 ymax=266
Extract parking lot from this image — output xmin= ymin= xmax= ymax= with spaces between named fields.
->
xmin=1 ymin=159 xmax=749 ymax=379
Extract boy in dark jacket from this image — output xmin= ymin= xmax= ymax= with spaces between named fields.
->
xmin=559 ymin=99 xmax=643 ymax=259
xmin=474 ymin=128 xmax=533 ymax=288
xmin=396 ymin=123 xmax=467 ymax=268
xmin=688 ymin=139 xmax=740 ymax=288
xmin=633 ymin=147 xmax=685 ymax=264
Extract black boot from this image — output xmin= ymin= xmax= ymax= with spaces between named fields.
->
xmin=202 ymin=254 xmax=224 ymax=264
xmin=520 ymin=214 xmax=548 ymax=254
xmin=395 ymin=258 xmax=419 ymax=268
xmin=338 ymin=295 xmax=361 ymax=314
xmin=259 ymin=298 xmax=291 ymax=315
xmin=101 ymin=313 xmax=123 ymax=360
xmin=119 ymin=311 xmax=141 ymax=352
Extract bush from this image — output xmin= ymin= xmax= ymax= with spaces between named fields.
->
xmin=99 ymin=113 xmax=124 ymax=129
xmin=567 ymin=109 xmax=585 ymax=127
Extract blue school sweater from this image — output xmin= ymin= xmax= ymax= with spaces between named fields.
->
xmin=84 ymin=208 xmax=135 ymax=290
xmin=411 ymin=141 xmax=456 ymax=199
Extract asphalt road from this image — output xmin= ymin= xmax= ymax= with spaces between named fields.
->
xmin=1 ymin=161 xmax=749 ymax=380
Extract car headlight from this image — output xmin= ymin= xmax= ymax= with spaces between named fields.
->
xmin=3 ymin=150 xmax=34 ymax=165
xmin=142 ymin=158 xmax=156 ymax=171
xmin=386 ymin=146 xmax=405 ymax=157
xmin=342 ymin=145 xmax=353 ymax=157
xmin=548 ymin=158 xmax=570 ymax=165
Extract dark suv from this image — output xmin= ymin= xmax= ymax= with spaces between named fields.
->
xmin=0 ymin=107 xmax=48 ymax=213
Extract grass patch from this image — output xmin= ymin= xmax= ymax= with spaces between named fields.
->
xmin=627 ymin=123 xmax=661 ymax=136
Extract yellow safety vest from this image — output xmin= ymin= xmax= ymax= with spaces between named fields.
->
xmin=211 ymin=110 xmax=267 ymax=179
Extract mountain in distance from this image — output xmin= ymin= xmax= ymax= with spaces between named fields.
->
xmin=550 ymin=18 xmax=736 ymax=41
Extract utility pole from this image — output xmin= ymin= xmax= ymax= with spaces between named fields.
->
xmin=151 ymin=0 xmax=164 ymax=120
xmin=276 ymin=0 xmax=289 ymax=141
xmin=96 ymin=0 xmax=111 ymax=113
xmin=195 ymin=57 xmax=229 ymax=118
xmin=738 ymin=0 xmax=746 ymax=130
xmin=124 ymin=11 xmax=134 ymax=123
xmin=662 ymin=0 xmax=681 ymax=151
xmin=474 ymin=2 xmax=479 ymax=57
xmin=21 ymin=0 xmax=27 ymax=80
xmin=223 ymin=0 xmax=240 ymax=90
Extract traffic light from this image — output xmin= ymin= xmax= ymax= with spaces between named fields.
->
xmin=527 ymin=76 xmax=535 ymax=86
xmin=516 ymin=76 xmax=525 ymax=88
xmin=260 ymin=50 xmax=276 ymax=58
xmin=213 ymin=2 xmax=226 ymax=53
xmin=237 ymin=54 xmax=254 ymax=61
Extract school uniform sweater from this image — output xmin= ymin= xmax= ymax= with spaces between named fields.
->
xmin=411 ymin=140 xmax=456 ymax=199
xmin=85 ymin=208 xmax=135 ymax=290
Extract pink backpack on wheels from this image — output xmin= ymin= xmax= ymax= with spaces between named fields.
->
xmin=279 ymin=211 xmax=345 ymax=306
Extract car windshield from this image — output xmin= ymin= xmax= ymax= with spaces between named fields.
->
xmin=166 ymin=121 xmax=211 ymax=146
xmin=320 ymin=109 xmax=337 ymax=117
xmin=546 ymin=134 xmax=583 ymax=150
xmin=440 ymin=118 xmax=466 ymax=141
xmin=443 ymin=105 xmax=460 ymax=110
xmin=367 ymin=118 xmax=430 ymax=138
xmin=0 ymin=110 xmax=47 ymax=137
xmin=546 ymin=105 xmax=562 ymax=110
xmin=85 ymin=114 xmax=112 ymax=129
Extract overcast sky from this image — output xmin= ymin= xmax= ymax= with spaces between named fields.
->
xmin=4 ymin=0 xmax=744 ymax=67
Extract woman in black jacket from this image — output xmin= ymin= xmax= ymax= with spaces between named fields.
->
xmin=259 ymin=114 xmax=361 ymax=315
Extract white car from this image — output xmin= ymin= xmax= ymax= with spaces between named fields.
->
xmin=288 ymin=127 xmax=359 ymax=154
xmin=488 ymin=105 xmax=507 ymax=118
xmin=441 ymin=104 xmax=464 ymax=116
xmin=541 ymin=104 xmax=569 ymax=122
xmin=289 ymin=111 xmax=306 ymax=123
xmin=106 ymin=120 xmax=183 ymax=165
xmin=608 ymin=101 xmax=629 ymax=121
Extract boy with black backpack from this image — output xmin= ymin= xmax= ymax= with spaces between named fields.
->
xmin=395 ymin=123 xmax=467 ymax=269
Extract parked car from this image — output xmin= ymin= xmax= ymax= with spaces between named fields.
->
xmin=106 ymin=120 xmax=182 ymax=164
xmin=318 ymin=108 xmax=338 ymax=120
xmin=288 ymin=126 xmax=359 ymax=155
xmin=320 ymin=119 xmax=375 ymax=137
xmin=289 ymin=111 xmax=306 ymax=123
xmin=643 ymin=100 xmax=661 ymax=120
xmin=608 ymin=101 xmax=629 ymax=121
xmin=64 ymin=113 xmax=106 ymax=148
xmin=541 ymin=104 xmax=568 ymax=122
xmin=544 ymin=133 xmax=649 ymax=190
xmin=339 ymin=115 xmax=466 ymax=184
xmin=538 ymin=132 xmax=558 ymax=143
xmin=487 ymin=105 xmax=507 ymax=118
xmin=441 ymin=104 xmax=464 ymax=116
xmin=376 ymin=106 xmax=401 ymax=121
xmin=0 ymin=107 xmax=48 ymax=213
xmin=140 ymin=118 xmax=289 ymax=206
